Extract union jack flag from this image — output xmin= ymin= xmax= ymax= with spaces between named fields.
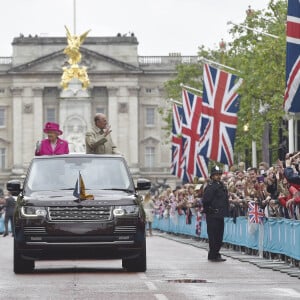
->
xmin=284 ymin=0 xmax=300 ymax=112
xmin=181 ymin=89 xmax=208 ymax=182
xmin=171 ymin=103 xmax=183 ymax=178
xmin=248 ymin=201 xmax=264 ymax=224
xmin=199 ymin=64 xmax=242 ymax=166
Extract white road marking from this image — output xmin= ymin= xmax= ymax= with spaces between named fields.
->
xmin=154 ymin=294 xmax=168 ymax=300
xmin=273 ymin=288 xmax=300 ymax=298
xmin=145 ymin=281 xmax=157 ymax=291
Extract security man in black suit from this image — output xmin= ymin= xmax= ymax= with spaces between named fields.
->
xmin=203 ymin=165 xmax=229 ymax=262
xmin=3 ymin=191 xmax=16 ymax=237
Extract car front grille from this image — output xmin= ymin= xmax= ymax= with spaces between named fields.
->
xmin=48 ymin=206 xmax=112 ymax=222
xmin=114 ymin=226 xmax=137 ymax=234
xmin=24 ymin=227 xmax=47 ymax=235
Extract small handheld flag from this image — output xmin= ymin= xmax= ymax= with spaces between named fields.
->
xmin=73 ymin=171 xmax=94 ymax=200
xmin=248 ymin=201 xmax=264 ymax=224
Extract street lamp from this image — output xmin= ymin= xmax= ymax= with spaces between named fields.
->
xmin=246 ymin=5 xmax=254 ymax=18
xmin=219 ymin=39 xmax=226 ymax=52
xmin=219 ymin=38 xmax=226 ymax=65
xmin=243 ymin=124 xmax=250 ymax=169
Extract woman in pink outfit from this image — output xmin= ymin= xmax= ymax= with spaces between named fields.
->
xmin=35 ymin=122 xmax=69 ymax=156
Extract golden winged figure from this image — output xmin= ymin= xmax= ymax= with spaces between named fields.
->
xmin=64 ymin=26 xmax=90 ymax=65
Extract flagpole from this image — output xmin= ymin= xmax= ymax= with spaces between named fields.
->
xmin=78 ymin=171 xmax=81 ymax=197
xmin=169 ymin=98 xmax=182 ymax=106
xmin=287 ymin=115 xmax=295 ymax=153
xmin=227 ymin=21 xmax=279 ymax=39
xmin=180 ymin=83 xmax=203 ymax=94
xmin=198 ymin=57 xmax=238 ymax=73
xmin=73 ymin=0 xmax=77 ymax=35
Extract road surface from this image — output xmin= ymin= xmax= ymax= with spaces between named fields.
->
xmin=0 ymin=232 xmax=299 ymax=299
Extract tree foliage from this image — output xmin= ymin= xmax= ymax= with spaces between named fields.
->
xmin=163 ymin=0 xmax=287 ymax=165
xmin=228 ymin=0 xmax=286 ymax=158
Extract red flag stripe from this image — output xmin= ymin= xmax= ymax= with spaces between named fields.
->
xmin=221 ymin=134 xmax=233 ymax=166
xmin=287 ymin=17 xmax=300 ymax=41
xmin=284 ymin=56 xmax=300 ymax=104
xmin=181 ymin=91 xmax=202 ymax=176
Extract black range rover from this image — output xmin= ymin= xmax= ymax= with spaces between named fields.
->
xmin=11 ymin=154 xmax=150 ymax=274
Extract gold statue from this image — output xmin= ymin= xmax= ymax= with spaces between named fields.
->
xmin=64 ymin=26 xmax=90 ymax=65
xmin=61 ymin=65 xmax=90 ymax=90
xmin=61 ymin=26 xmax=91 ymax=90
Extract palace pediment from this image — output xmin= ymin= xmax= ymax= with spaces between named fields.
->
xmin=7 ymin=47 xmax=142 ymax=74
xmin=140 ymin=136 xmax=160 ymax=144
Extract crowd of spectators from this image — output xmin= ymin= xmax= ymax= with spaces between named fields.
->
xmin=145 ymin=152 xmax=300 ymax=233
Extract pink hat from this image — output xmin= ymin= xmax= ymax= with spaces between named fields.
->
xmin=43 ymin=122 xmax=63 ymax=135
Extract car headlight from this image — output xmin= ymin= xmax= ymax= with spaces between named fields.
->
xmin=113 ymin=206 xmax=139 ymax=217
xmin=21 ymin=206 xmax=47 ymax=218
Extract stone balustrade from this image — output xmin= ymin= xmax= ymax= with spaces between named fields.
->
xmin=138 ymin=55 xmax=198 ymax=65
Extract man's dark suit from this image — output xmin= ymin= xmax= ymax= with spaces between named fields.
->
xmin=3 ymin=196 xmax=15 ymax=236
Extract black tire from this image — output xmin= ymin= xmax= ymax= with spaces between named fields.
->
xmin=14 ymin=240 xmax=34 ymax=274
xmin=122 ymin=239 xmax=146 ymax=272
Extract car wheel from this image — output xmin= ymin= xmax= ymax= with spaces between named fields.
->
xmin=14 ymin=239 xmax=34 ymax=274
xmin=122 ymin=239 xmax=146 ymax=272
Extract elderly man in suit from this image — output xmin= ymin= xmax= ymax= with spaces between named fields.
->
xmin=85 ymin=113 xmax=119 ymax=154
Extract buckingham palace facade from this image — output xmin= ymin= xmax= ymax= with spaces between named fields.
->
xmin=0 ymin=34 xmax=197 ymax=190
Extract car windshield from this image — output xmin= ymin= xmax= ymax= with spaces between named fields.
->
xmin=24 ymin=156 xmax=133 ymax=193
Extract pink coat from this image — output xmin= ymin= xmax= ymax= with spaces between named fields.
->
xmin=35 ymin=138 xmax=69 ymax=156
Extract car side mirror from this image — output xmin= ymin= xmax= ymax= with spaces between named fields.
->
xmin=136 ymin=178 xmax=151 ymax=191
xmin=6 ymin=180 xmax=22 ymax=196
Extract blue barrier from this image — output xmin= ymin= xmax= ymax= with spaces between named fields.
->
xmin=152 ymin=214 xmax=300 ymax=261
xmin=0 ymin=215 xmax=12 ymax=234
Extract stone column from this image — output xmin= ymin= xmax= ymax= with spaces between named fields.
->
xmin=11 ymin=87 xmax=24 ymax=175
xmin=107 ymin=86 xmax=119 ymax=148
xmin=127 ymin=86 xmax=139 ymax=173
xmin=32 ymin=87 xmax=44 ymax=146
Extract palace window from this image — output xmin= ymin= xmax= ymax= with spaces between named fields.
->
xmin=0 ymin=148 xmax=5 ymax=170
xmin=96 ymin=107 xmax=105 ymax=114
xmin=146 ymin=107 xmax=155 ymax=126
xmin=46 ymin=108 xmax=56 ymax=123
xmin=0 ymin=108 xmax=5 ymax=127
xmin=145 ymin=146 xmax=155 ymax=169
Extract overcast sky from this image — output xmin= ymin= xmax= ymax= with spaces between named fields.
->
xmin=0 ymin=0 xmax=271 ymax=56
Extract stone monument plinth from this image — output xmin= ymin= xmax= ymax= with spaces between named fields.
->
xmin=59 ymin=78 xmax=91 ymax=153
